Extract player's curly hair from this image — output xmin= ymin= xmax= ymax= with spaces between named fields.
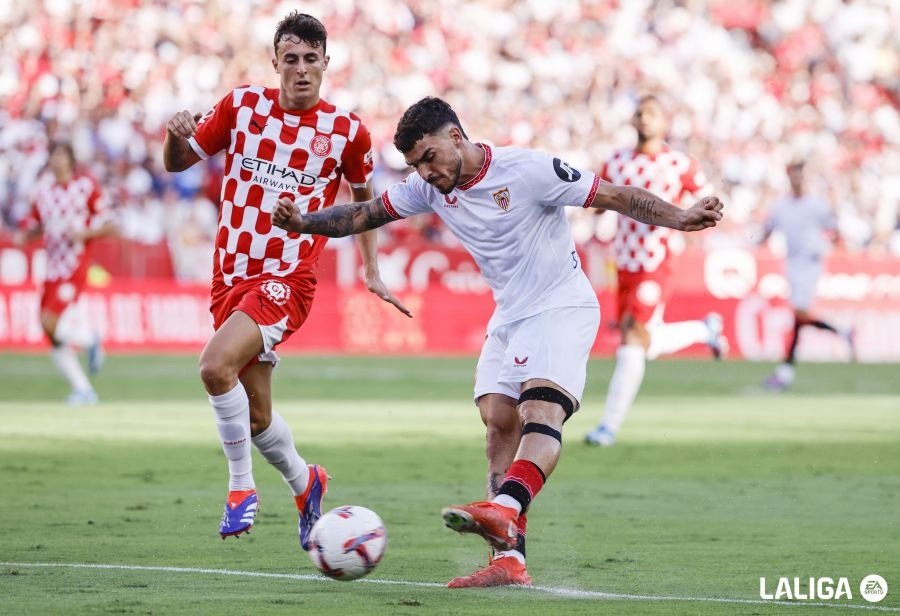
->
xmin=393 ymin=97 xmax=469 ymax=153
xmin=274 ymin=11 xmax=327 ymax=55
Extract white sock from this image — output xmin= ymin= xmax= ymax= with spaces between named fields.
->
xmin=647 ymin=320 xmax=709 ymax=360
xmin=775 ymin=363 xmax=795 ymax=385
xmin=599 ymin=345 xmax=646 ymax=434
xmin=491 ymin=494 xmax=522 ymax=515
xmin=51 ymin=346 xmax=92 ymax=393
xmin=251 ymin=411 xmax=309 ymax=496
xmin=55 ymin=313 xmax=97 ymax=349
xmin=209 ymin=382 xmax=255 ymax=491
xmin=494 ymin=549 xmax=525 ymax=564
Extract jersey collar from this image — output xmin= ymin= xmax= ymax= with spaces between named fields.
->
xmin=457 ymin=143 xmax=492 ymax=191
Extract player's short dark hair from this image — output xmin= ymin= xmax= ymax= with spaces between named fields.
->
xmin=393 ymin=97 xmax=469 ymax=153
xmin=637 ymin=93 xmax=669 ymax=110
xmin=49 ymin=141 xmax=76 ymax=165
xmin=273 ymin=11 xmax=327 ymax=56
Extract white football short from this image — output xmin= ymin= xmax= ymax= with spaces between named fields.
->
xmin=786 ymin=255 xmax=823 ymax=310
xmin=474 ymin=306 xmax=601 ymax=407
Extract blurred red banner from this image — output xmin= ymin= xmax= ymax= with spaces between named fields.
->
xmin=1 ymin=240 xmax=899 ymax=361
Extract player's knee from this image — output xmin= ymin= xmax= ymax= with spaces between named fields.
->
xmin=517 ymin=386 xmax=573 ymax=426
xmin=198 ymin=355 xmax=236 ymax=393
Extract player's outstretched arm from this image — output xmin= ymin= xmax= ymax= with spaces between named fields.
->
xmin=163 ymin=111 xmax=202 ymax=172
xmin=590 ymin=184 xmax=724 ymax=232
xmin=272 ymin=196 xmax=395 ymax=237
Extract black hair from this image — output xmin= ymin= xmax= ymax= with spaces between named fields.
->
xmin=273 ymin=11 xmax=327 ymax=56
xmin=637 ymin=93 xmax=668 ymax=110
xmin=393 ymin=97 xmax=468 ymax=153
xmin=49 ymin=141 xmax=76 ymax=165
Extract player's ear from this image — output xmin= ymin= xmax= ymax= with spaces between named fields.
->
xmin=272 ymin=56 xmax=278 ymax=72
xmin=323 ymin=54 xmax=330 ymax=71
xmin=448 ymin=125 xmax=462 ymax=146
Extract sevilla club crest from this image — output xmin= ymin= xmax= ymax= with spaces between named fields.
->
xmin=260 ymin=280 xmax=291 ymax=306
xmin=492 ymin=187 xmax=510 ymax=211
xmin=310 ymin=135 xmax=332 ymax=158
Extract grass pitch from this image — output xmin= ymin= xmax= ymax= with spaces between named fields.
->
xmin=0 ymin=353 xmax=898 ymax=615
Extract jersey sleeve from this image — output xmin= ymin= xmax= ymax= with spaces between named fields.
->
xmin=187 ymin=90 xmax=236 ymax=160
xmin=380 ymin=172 xmax=434 ymax=219
xmin=19 ymin=196 xmax=41 ymax=231
xmin=524 ymin=150 xmax=601 ymax=209
xmin=85 ymin=177 xmax=113 ymax=230
xmin=341 ymin=115 xmax=375 ymax=189
xmin=679 ymin=156 xmax=714 ymax=200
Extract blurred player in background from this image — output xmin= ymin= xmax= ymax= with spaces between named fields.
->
xmin=15 ymin=140 xmax=115 ymax=406
xmin=163 ymin=12 xmax=408 ymax=545
xmin=761 ymin=161 xmax=855 ymax=391
xmin=272 ymin=96 xmax=724 ymax=586
xmin=585 ymin=95 xmax=727 ymax=447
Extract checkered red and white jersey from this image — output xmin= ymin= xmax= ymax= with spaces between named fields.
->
xmin=601 ymin=147 xmax=712 ymax=273
xmin=187 ymin=86 xmax=374 ymax=291
xmin=21 ymin=173 xmax=108 ymax=282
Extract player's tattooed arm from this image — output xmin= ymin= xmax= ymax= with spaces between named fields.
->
xmin=163 ymin=111 xmax=202 ymax=172
xmin=272 ymin=196 xmax=395 ymax=237
xmin=590 ymin=184 xmax=724 ymax=232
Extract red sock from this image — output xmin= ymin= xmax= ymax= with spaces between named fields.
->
xmin=497 ymin=460 xmax=546 ymax=513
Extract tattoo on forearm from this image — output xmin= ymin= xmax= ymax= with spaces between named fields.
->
xmin=163 ymin=138 xmax=195 ymax=171
xmin=301 ymin=198 xmax=394 ymax=237
xmin=489 ymin=472 xmax=502 ymax=498
xmin=629 ymin=193 xmax=659 ymax=223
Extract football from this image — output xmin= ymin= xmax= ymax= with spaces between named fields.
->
xmin=308 ymin=506 xmax=387 ymax=581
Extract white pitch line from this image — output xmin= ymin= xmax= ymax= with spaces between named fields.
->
xmin=2 ymin=562 xmax=898 ymax=612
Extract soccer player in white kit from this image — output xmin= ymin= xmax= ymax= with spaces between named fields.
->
xmin=585 ymin=94 xmax=728 ymax=447
xmin=760 ymin=161 xmax=854 ymax=391
xmin=272 ymin=97 xmax=724 ymax=586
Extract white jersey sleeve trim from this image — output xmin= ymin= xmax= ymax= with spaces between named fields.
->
xmin=186 ymin=137 xmax=211 ymax=161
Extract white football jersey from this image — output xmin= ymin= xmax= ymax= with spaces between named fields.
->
xmin=382 ymin=144 xmax=601 ymax=331
xmin=764 ymin=195 xmax=835 ymax=258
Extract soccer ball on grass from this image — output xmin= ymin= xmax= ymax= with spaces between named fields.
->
xmin=308 ymin=505 xmax=386 ymax=581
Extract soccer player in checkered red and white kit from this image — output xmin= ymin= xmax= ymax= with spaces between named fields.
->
xmin=584 ymin=95 xmax=729 ymax=447
xmin=272 ymin=97 xmax=724 ymax=587
xmin=15 ymin=141 xmax=116 ymax=405
xmin=163 ymin=12 xmax=408 ymax=545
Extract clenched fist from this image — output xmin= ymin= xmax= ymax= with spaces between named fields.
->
xmin=166 ymin=111 xmax=202 ymax=139
xmin=680 ymin=196 xmax=724 ymax=232
xmin=272 ymin=196 xmax=305 ymax=233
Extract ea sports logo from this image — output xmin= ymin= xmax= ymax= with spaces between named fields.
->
xmin=860 ymin=574 xmax=888 ymax=603
xmin=310 ymin=135 xmax=332 ymax=158
xmin=260 ymin=280 xmax=291 ymax=306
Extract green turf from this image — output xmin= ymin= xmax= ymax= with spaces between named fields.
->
xmin=0 ymin=353 xmax=898 ymax=615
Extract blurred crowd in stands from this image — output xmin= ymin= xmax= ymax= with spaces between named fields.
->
xmin=1 ymin=0 xmax=898 ymax=282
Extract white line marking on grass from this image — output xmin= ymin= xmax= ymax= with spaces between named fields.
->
xmin=3 ymin=562 xmax=899 ymax=612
